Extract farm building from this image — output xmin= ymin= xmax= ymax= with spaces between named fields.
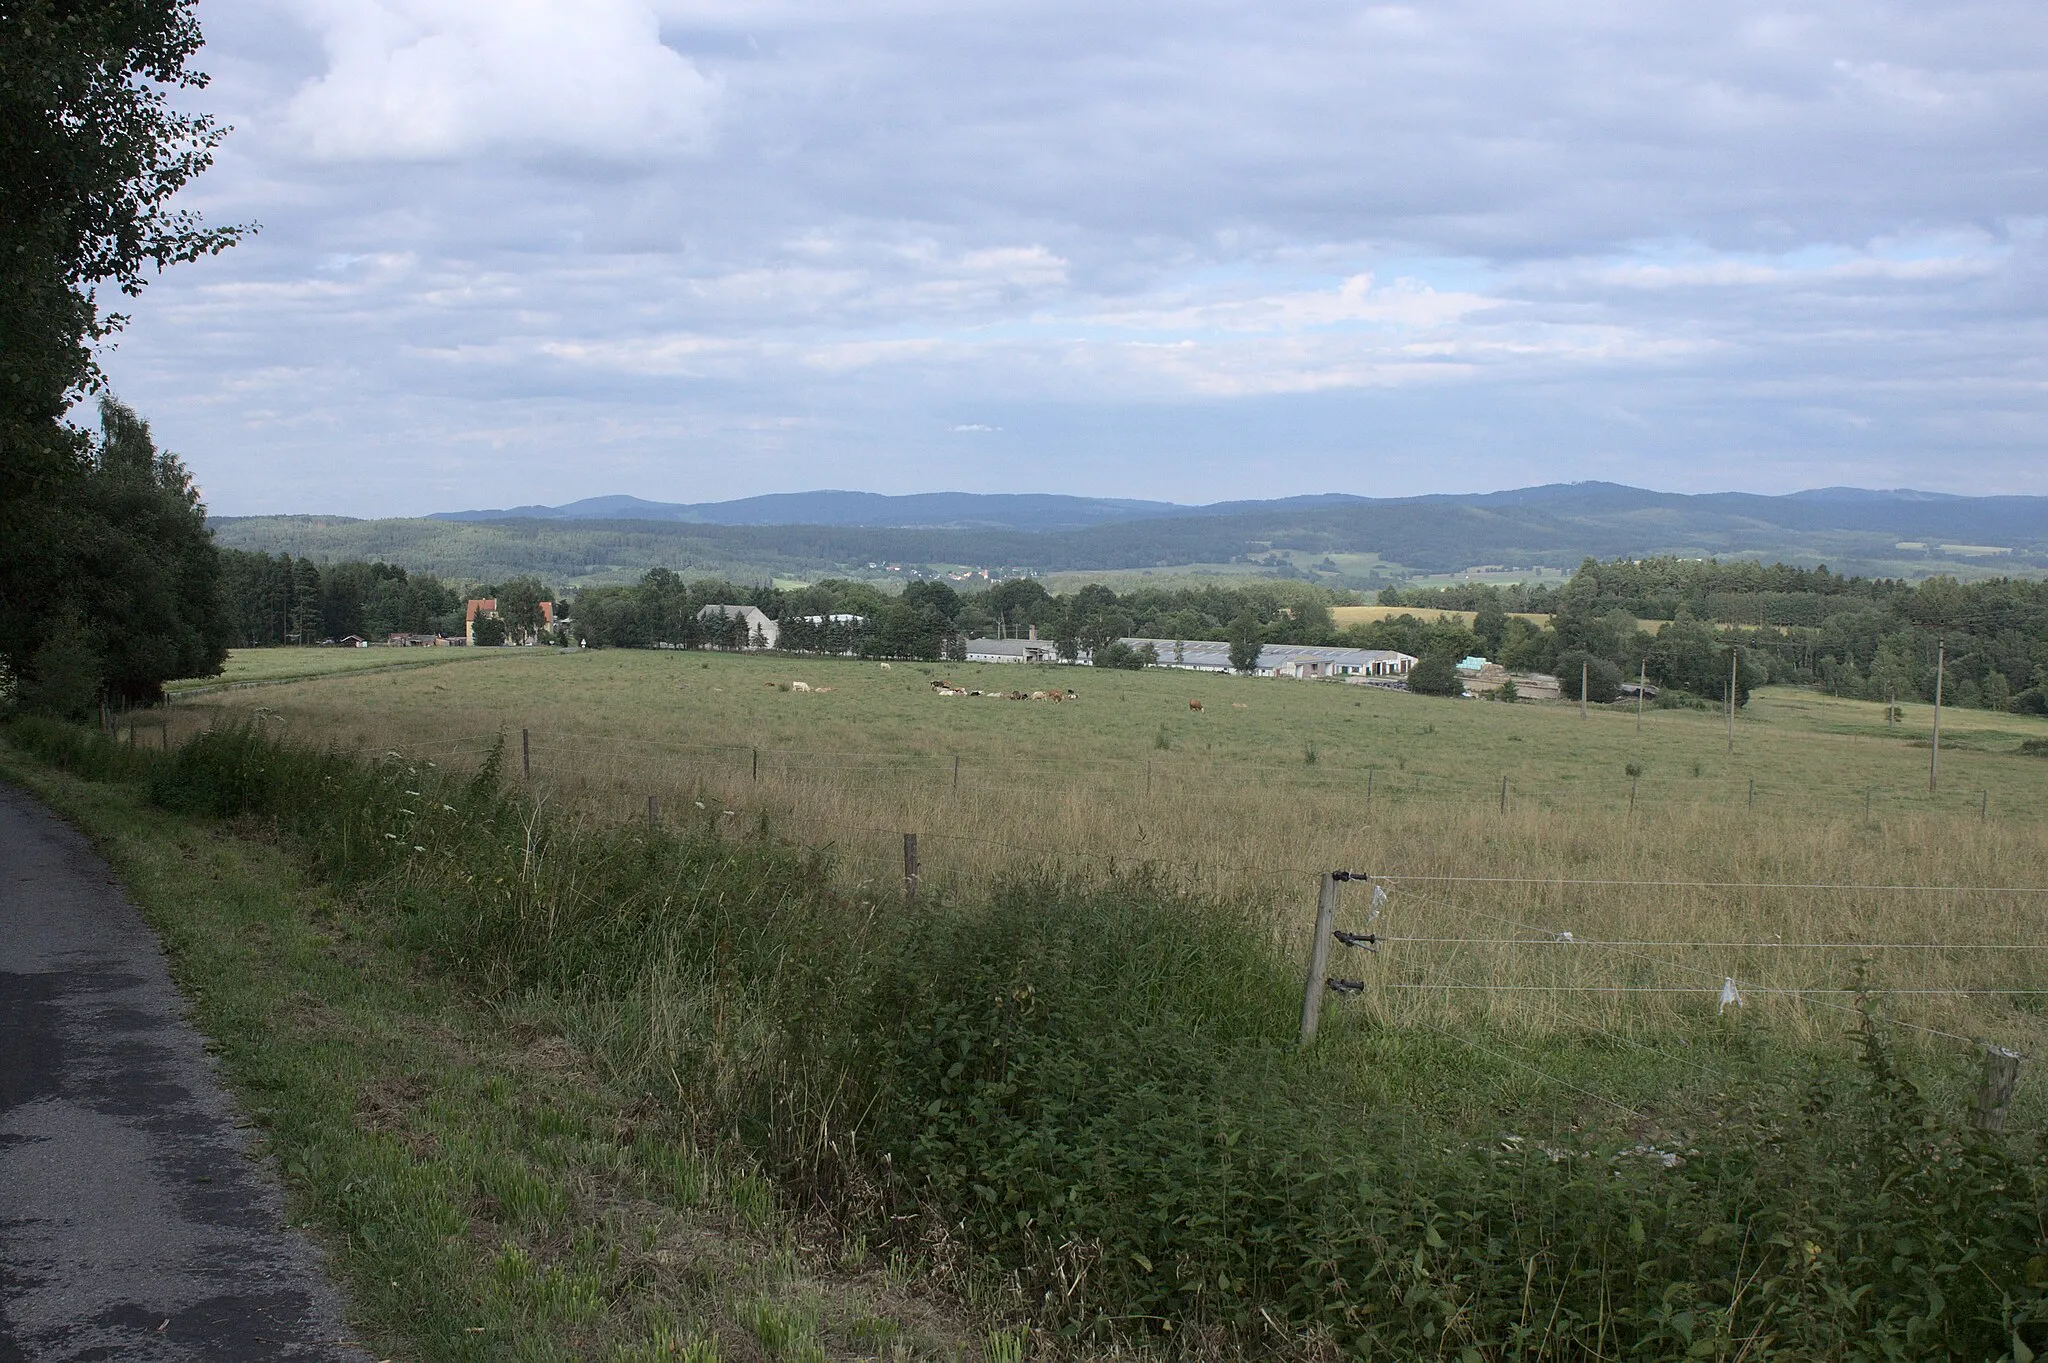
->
xmin=698 ymin=604 xmax=780 ymax=649
xmin=961 ymin=635 xmax=1416 ymax=678
xmin=465 ymin=597 xmax=555 ymax=645
xmin=1458 ymin=657 xmax=1511 ymax=695
xmin=965 ymin=637 xmax=1061 ymax=663
xmin=1123 ymin=639 xmax=1415 ymax=680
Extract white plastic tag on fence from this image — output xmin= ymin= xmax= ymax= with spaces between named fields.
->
xmin=1372 ymin=883 xmax=1388 ymax=907
xmin=1554 ymin=931 xmax=1574 ymax=943
xmin=1719 ymin=978 xmax=1744 ymax=1015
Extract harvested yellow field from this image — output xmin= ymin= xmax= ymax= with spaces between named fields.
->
xmin=1331 ymin=603 xmax=1552 ymax=628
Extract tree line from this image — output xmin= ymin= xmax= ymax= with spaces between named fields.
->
xmin=559 ymin=559 xmax=2048 ymax=714
xmin=1 ymin=1 xmax=247 ymax=717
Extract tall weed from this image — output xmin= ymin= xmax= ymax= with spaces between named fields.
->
xmin=18 ymin=718 xmax=2048 ymax=1357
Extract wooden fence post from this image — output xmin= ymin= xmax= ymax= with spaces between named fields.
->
xmin=1299 ymin=873 xmax=1338 ymax=1044
xmin=953 ymin=755 xmax=960 ymax=791
xmin=902 ymin=833 xmax=919 ymax=907
xmin=1973 ymin=1046 xmax=2021 ymax=1132
xmin=521 ymin=728 xmax=530 ymax=779
xmin=752 ymin=747 xmax=759 ymax=781
xmin=1930 ymin=641 xmax=1945 ymax=792
xmin=647 ymin=794 xmax=660 ymax=826
xmin=1499 ymin=775 xmax=1508 ymax=816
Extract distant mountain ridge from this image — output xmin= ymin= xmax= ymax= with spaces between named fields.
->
xmin=426 ymin=483 xmax=2047 ymax=541
xmin=216 ymin=482 xmax=2048 ymax=588
xmin=428 ymin=490 xmax=1198 ymax=531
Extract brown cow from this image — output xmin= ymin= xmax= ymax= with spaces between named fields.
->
xmin=1188 ymin=699 xmax=1203 ymax=711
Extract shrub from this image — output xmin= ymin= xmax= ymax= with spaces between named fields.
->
xmin=4 ymin=714 xmax=157 ymax=782
xmin=19 ymin=720 xmax=2048 ymax=1356
xmin=1406 ymin=651 xmax=1463 ymax=696
xmin=1558 ymin=649 xmax=1623 ymax=702
xmin=1091 ymin=640 xmax=1155 ymax=670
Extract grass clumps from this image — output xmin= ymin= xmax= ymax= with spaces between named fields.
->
xmin=14 ymin=717 xmax=2048 ymax=1357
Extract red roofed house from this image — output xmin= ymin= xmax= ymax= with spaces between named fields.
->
xmin=466 ymin=597 xmax=555 ymax=645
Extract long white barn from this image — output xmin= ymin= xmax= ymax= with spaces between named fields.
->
xmin=961 ymin=636 xmax=1415 ymax=680
xmin=1128 ymin=639 xmax=1415 ymax=680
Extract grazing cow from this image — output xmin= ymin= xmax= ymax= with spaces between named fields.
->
xmin=1188 ymin=699 xmax=1203 ymax=711
xmin=1030 ymin=690 xmax=1048 ymax=700
xmin=790 ymin=681 xmax=811 ymax=693
xmin=879 ymin=662 xmax=892 ymax=670
xmin=1231 ymin=702 xmax=1247 ymax=709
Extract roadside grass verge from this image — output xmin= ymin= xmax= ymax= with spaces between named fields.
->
xmin=0 ymin=720 xmax=974 ymax=1362
xmin=8 ymin=716 xmax=2048 ymax=1358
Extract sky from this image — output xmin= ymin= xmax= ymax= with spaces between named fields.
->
xmin=101 ymin=0 xmax=2048 ymax=517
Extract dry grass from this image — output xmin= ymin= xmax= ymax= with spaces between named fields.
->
xmin=1329 ymin=603 xmax=1555 ymax=627
xmin=171 ymin=647 xmax=2048 ymax=1063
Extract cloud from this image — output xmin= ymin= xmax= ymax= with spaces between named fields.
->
xmin=91 ymin=0 xmax=2048 ymax=513
xmin=284 ymin=0 xmax=717 ymax=161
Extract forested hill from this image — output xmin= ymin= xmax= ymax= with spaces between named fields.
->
xmin=214 ymin=483 xmax=2048 ymax=587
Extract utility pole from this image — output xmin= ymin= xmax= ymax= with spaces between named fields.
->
xmin=1580 ymin=660 xmax=1588 ymax=719
xmin=1637 ymin=660 xmax=1645 ymax=731
xmin=1930 ymin=641 xmax=1945 ymax=792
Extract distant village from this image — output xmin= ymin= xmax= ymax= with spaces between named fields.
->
xmin=330 ymin=598 xmax=1568 ymax=700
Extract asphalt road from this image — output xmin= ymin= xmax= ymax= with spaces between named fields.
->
xmin=0 ymin=783 xmax=366 ymax=1360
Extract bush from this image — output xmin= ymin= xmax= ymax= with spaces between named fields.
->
xmin=1558 ymin=650 xmax=1623 ymax=702
xmin=1091 ymin=640 xmax=1155 ymax=670
xmin=20 ymin=720 xmax=2048 ymax=1356
xmin=1406 ymin=651 xmax=1463 ymax=696
xmin=4 ymin=714 xmax=157 ymax=782
xmin=2011 ymin=687 xmax=2048 ymax=716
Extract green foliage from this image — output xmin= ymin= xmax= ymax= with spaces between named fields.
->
xmin=38 ymin=721 xmax=2048 ymax=1356
xmin=1226 ymin=610 xmax=1262 ymax=673
xmin=1091 ymin=640 xmax=1155 ymax=670
xmin=1406 ymin=651 xmax=1463 ymax=696
xmin=5 ymin=714 xmax=158 ymax=782
xmin=469 ymin=613 xmax=507 ymax=647
xmin=1 ymin=2 xmax=243 ymax=709
xmin=16 ymin=609 xmax=106 ymax=719
xmin=4 ymin=400 xmax=231 ymax=708
xmin=1558 ymin=649 xmax=1624 ymax=703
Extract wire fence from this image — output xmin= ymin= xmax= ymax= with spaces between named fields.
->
xmin=152 ymin=708 xmax=2048 ymax=1120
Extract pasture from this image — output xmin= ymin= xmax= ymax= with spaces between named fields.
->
xmin=162 ymin=641 xmax=502 ymax=692
xmin=166 ymin=646 xmax=2048 ymax=1107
